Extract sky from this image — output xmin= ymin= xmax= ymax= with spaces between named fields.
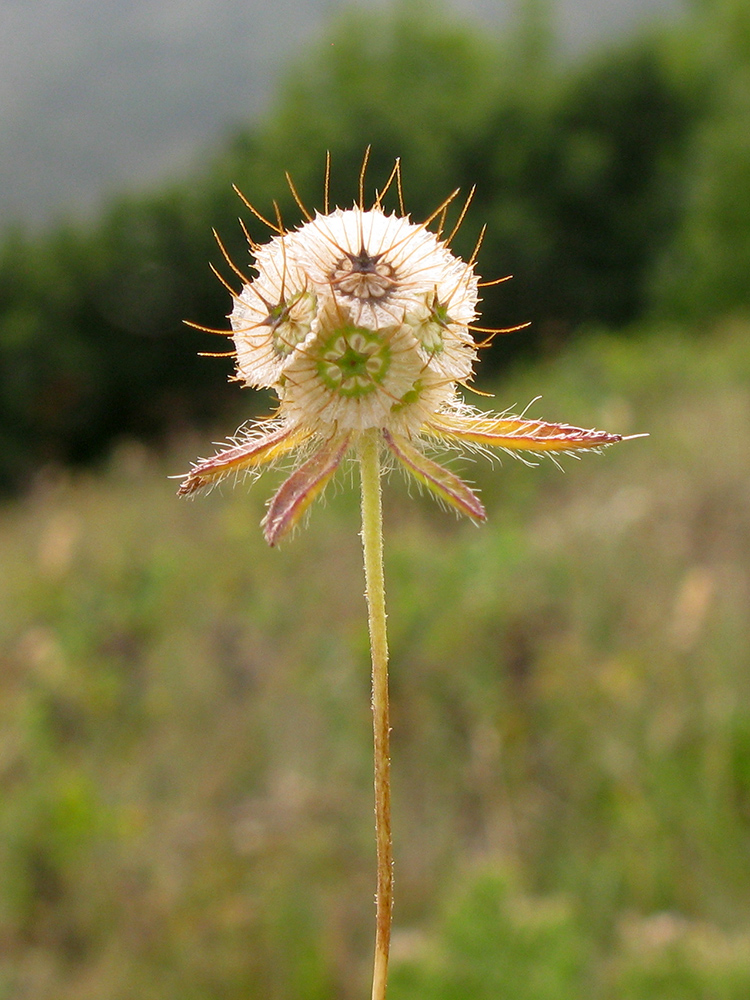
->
xmin=0 ymin=0 xmax=683 ymax=229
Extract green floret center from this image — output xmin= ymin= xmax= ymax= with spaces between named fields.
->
xmin=390 ymin=379 xmax=423 ymax=413
xmin=268 ymin=291 xmax=315 ymax=358
xmin=413 ymin=297 xmax=453 ymax=355
xmin=316 ymin=327 xmax=391 ymax=398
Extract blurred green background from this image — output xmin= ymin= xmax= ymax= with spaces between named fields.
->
xmin=2 ymin=1 xmax=750 ymax=997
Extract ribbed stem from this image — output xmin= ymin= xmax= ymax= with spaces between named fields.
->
xmin=359 ymin=429 xmax=393 ymax=1000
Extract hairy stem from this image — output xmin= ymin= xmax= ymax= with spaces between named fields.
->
xmin=359 ymin=429 xmax=393 ymax=1000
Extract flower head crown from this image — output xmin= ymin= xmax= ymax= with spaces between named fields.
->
xmin=179 ymin=155 xmax=630 ymax=543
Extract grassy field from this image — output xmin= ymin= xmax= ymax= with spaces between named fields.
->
xmin=1 ymin=319 xmax=750 ymax=999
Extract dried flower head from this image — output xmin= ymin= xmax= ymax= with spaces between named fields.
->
xmin=179 ymin=155 xmax=632 ymax=544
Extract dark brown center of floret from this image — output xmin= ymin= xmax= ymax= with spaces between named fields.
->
xmin=331 ymin=247 xmax=396 ymax=301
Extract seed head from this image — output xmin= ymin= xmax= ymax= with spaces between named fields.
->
xmin=179 ymin=159 xmax=637 ymax=545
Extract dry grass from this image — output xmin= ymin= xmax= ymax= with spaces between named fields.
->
xmin=1 ymin=320 xmax=749 ymax=999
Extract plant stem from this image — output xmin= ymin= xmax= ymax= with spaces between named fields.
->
xmin=359 ymin=429 xmax=393 ymax=1000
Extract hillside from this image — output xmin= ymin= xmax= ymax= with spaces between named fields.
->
xmin=1 ymin=318 xmax=749 ymax=998
xmin=0 ymin=0 xmax=683 ymax=228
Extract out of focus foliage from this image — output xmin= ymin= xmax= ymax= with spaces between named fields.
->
xmin=0 ymin=0 xmax=746 ymax=488
xmin=3 ymin=317 xmax=750 ymax=998
xmin=651 ymin=0 xmax=750 ymax=319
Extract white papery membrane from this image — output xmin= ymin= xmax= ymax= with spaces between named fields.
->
xmin=231 ymin=241 xmax=316 ymax=387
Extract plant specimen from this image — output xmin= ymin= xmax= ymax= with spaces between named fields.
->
xmin=178 ymin=153 xmax=638 ymax=1000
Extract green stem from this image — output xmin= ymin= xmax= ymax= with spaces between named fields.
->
xmin=359 ymin=429 xmax=393 ymax=1000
